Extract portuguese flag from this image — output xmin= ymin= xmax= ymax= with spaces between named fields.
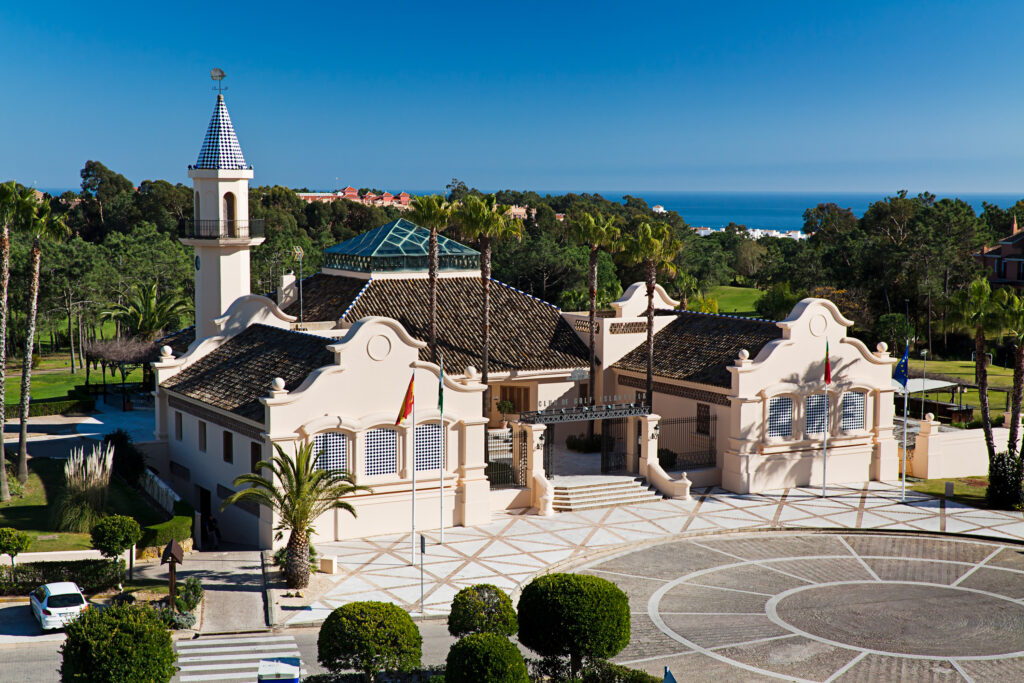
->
xmin=396 ymin=373 xmax=414 ymax=425
xmin=824 ymin=341 xmax=831 ymax=385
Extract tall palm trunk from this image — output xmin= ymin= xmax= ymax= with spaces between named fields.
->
xmin=976 ymin=329 xmax=995 ymax=463
xmin=428 ymin=226 xmax=438 ymax=363
xmin=480 ymin=238 xmax=492 ymax=416
xmin=285 ymin=527 xmax=310 ymax=589
xmin=645 ymin=261 xmax=656 ymax=411
xmin=1009 ymin=342 xmax=1024 ymax=461
xmin=0 ymin=223 xmax=11 ymax=501
xmin=17 ymin=237 xmax=41 ymax=484
xmin=587 ymin=246 xmax=599 ymax=438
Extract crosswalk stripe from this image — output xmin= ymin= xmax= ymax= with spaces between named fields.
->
xmin=177 ymin=635 xmax=295 ymax=647
xmin=176 ymin=643 xmax=299 ymax=656
xmin=178 ymin=650 xmax=301 ymax=664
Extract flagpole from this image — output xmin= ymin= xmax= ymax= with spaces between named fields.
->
xmin=411 ymin=371 xmax=417 ymax=566
xmin=822 ymin=393 xmax=828 ymax=498
xmin=439 ymin=354 xmax=445 ymax=546
xmin=902 ymin=344 xmax=908 ymax=503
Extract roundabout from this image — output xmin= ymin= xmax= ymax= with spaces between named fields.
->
xmin=575 ymin=531 xmax=1024 ymax=682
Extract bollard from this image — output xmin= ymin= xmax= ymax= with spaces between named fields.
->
xmin=944 ymin=481 xmax=954 ymax=498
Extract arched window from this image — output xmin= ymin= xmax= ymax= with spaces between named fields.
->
xmin=841 ymin=392 xmax=866 ymax=431
xmin=365 ymin=428 xmax=397 ymax=476
xmin=312 ymin=432 xmax=348 ymax=472
xmin=414 ymin=423 xmax=443 ymax=471
xmin=805 ymin=394 xmax=827 ymax=435
xmin=223 ymin=191 xmax=236 ymax=233
xmin=767 ymin=396 xmax=793 ymax=438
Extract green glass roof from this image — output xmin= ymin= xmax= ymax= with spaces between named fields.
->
xmin=323 ymin=218 xmax=480 ymax=274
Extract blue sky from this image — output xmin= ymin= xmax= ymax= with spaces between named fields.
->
xmin=3 ymin=1 xmax=1024 ymax=194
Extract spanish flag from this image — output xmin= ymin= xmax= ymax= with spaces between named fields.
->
xmin=824 ymin=341 xmax=831 ymax=385
xmin=396 ymin=373 xmax=415 ymax=425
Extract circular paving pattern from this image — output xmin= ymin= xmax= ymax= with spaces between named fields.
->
xmin=574 ymin=531 xmax=1024 ymax=682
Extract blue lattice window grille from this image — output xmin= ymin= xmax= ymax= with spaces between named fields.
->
xmin=313 ymin=432 xmax=348 ymax=473
xmin=415 ymin=423 xmax=444 ymax=471
xmin=842 ymin=392 xmax=866 ymax=431
xmin=805 ymin=394 xmax=828 ymax=435
xmin=767 ymin=397 xmax=793 ymax=438
xmin=365 ymin=429 xmax=397 ymax=476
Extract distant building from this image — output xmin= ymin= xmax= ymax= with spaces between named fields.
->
xmin=296 ymin=187 xmax=412 ymax=210
xmin=652 ymin=204 xmax=666 ymax=214
xmin=692 ymin=226 xmax=806 ymax=241
xmin=504 ymin=204 xmax=536 ymax=221
xmin=978 ymin=215 xmax=1024 ymax=287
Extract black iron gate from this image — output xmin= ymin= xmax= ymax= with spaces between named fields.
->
xmin=485 ymin=428 xmax=529 ymax=489
xmin=543 ymin=425 xmax=554 ymax=478
xmin=658 ymin=415 xmax=717 ymax=469
xmin=601 ymin=418 xmax=627 ymax=473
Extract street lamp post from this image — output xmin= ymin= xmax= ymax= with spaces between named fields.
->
xmin=920 ymin=349 xmax=928 ymax=420
xmin=292 ymin=245 xmax=304 ymax=325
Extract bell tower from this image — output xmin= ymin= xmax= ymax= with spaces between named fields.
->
xmin=182 ymin=93 xmax=264 ymax=340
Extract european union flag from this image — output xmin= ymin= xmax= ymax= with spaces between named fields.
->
xmin=664 ymin=667 xmax=678 ymax=683
xmin=893 ymin=346 xmax=909 ymax=390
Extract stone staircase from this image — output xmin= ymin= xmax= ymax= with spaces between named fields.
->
xmin=551 ymin=476 xmax=663 ymax=512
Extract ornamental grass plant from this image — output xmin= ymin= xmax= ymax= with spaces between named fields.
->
xmin=55 ymin=442 xmax=114 ymax=532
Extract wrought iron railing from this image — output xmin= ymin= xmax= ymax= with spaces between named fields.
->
xmin=485 ymin=428 xmax=528 ymax=489
xmin=658 ymin=415 xmax=717 ymax=469
xmin=180 ymin=219 xmax=265 ymax=239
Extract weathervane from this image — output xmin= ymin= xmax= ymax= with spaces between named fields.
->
xmin=210 ymin=68 xmax=228 ymax=95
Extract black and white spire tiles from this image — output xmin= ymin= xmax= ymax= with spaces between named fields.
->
xmin=195 ymin=94 xmax=248 ymax=170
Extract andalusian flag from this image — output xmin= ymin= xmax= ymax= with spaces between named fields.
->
xmin=824 ymin=341 xmax=831 ymax=385
xmin=438 ymin=356 xmax=444 ymax=412
xmin=396 ymin=373 xmax=414 ymax=425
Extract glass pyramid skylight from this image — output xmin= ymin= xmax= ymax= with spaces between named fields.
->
xmin=323 ymin=218 xmax=480 ymax=274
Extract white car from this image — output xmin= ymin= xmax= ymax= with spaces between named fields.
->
xmin=29 ymin=582 xmax=89 ymax=630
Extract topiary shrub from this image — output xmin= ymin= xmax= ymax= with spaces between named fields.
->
xmin=446 ymin=632 xmax=528 ymax=683
xmin=59 ymin=603 xmax=176 ymax=682
xmin=317 ymin=601 xmax=422 ymax=682
xmin=448 ymin=583 xmax=517 ymax=637
xmin=0 ymin=527 xmax=31 ymax=567
xmin=581 ymin=659 xmax=662 ymax=683
xmin=518 ymin=573 xmax=631 ymax=677
xmin=90 ymin=515 xmax=142 ymax=559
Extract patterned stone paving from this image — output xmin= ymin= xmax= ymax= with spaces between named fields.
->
xmin=580 ymin=533 xmax=1024 ymax=681
xmin=280 ymin=480 xmax=1024 ymax=628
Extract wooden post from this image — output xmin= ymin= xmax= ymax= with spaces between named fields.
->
xmin=161 ymin=540 xmax=184 ymax=612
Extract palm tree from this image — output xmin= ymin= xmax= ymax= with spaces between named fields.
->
xmin=407 ymin=195 xmax=451 ymax=363
xmin=568 ymin=211 xmax=619 ymax=436
xmin=101 ymin=282 xmax=191 ymax=341
xmin=621 ymin=222 xmax=681 ymax=412
xmin=0 ymin=183 xmax=35 ymax=501
xmin=673 ymin=271 xmax=700 ymax=310
xmin=453 ymin=196 xmax=522 ymax=415
xmin=945 ymin=278 xmax=1005 ymax=481
xmin=222 ymin=440 xmax=370 ymax=588
xmin=17 ymin=196 xmax=69 ymax=484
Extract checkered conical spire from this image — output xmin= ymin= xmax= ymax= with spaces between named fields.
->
xmin=194 ymin=94 xmax=247 ymax=170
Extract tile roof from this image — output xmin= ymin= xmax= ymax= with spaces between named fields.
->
xmin=161 ymin=324 xmax=334 ymax=422
xmin=280 ymin=273 xmax=589 ymax=372
xmin=613 ymin=311 xmax=782 ymax=388
xmin=157 ymin=327 xmax=197 ymax=357
xmin=194 ymin=95 xmax=248 ymax=170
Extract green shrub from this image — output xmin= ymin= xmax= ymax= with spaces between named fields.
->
xmin=448 ymin=583 xmax=517 ymax=637
xmin=156 ymin=607 xmax=197 ymax=630
xmin=318 ymin=601 xmax=422 ymax=681
xmin=139 ymin=500 xmax=193 ymax=549
xmin=175 ymin=576 xmax=204 ymax=613
xmin=0 ymin=559 xmax=124 ymax=595
xmin=91 ymin=515 xmax=142 ymax=559
xmin=4 ymin=397 xmax=95 ymax=417
xmin=0 ymin=527 xmax=31 ymax=566
xmin=446 ymin=632 xmax=528 ymax=683
xmin=59 ymin=604 xmax=176 ymax=682
xmin=518 ymin=573 xmax=631 ymax=677
xmin=566 ymin=433 xmax=602 ymax=452
xmin=657 ymin=448 xmax=678 ymax=470
xmin=581 ymin=660 xmax=662 ymax=683
xmin=988 ymin=450 xmax=1024 ymax=509
xmin=104 ymin=429 xmax=147 ymax=486
xmin=755 ymin=283 xmax=803 ymax=321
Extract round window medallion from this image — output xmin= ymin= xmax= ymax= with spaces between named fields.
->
xmin=809 ymin=313 xmax=827 ymax=337
xmin=367 ymin=334 xmax=392 ymax=361
xmin=194 ymin=255 xmax=201 ymax=271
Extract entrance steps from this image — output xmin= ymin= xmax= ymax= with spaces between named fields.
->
xmin=550 ymin=476 xmax=663 ymax=512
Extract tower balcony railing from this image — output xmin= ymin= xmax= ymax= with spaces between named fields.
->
xmin=180 ymin=219 xmax=265 ymax=239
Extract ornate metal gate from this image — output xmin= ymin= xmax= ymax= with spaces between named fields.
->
xmin=658 ymin=415 xmax=717 ymax=469
xmin=601 ymin=418 xmax=627 ymax=473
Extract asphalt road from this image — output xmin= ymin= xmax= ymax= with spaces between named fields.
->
xmin=0 ymin=621 xmax=459 ymax=682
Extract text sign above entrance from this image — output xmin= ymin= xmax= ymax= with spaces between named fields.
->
xmin=519 ymin=403 xmax=650 ymax=425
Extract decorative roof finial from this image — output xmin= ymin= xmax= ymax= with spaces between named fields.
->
xmin=211 ymin=68 xmax=227 ymax=96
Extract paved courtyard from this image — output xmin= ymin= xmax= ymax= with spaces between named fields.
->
xmin=580 ymin=531 xmax=1024 ymax=681
xmin=278 ymin=481 xmax=1024 ymax=626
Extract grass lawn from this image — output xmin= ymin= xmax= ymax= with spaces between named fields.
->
xmin=909 ymin=476 xmax=1000 ymax=510
xmin=906 ymin=359 xmax=1015 ymax=421
xmin=0 ymin=457 xmax=165 ymax=553
xmin=4 ymin=361 xmax=144 ymax=404
xmin=704 ymin=285 xmax=763 ymax=315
